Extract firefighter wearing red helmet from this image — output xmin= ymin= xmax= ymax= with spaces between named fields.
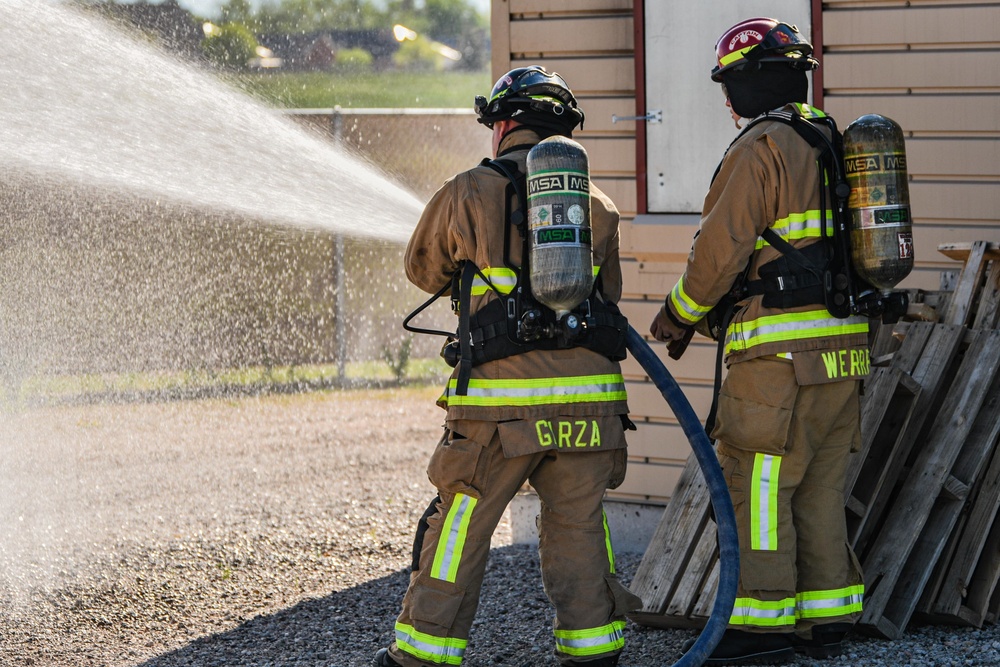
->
xmin=650 ymin=17 xmax=867 ymax=666
xmin=374 ymin=65 xmax=640 ymax=667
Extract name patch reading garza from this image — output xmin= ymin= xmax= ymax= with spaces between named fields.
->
xmin=527 ymin=170 xmax=589 ymax=199
xmin=535 ymin=419 xmax=602 ymax=449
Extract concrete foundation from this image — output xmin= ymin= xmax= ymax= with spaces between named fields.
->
xmin=507 ymin=492 xmax=665 ymax=554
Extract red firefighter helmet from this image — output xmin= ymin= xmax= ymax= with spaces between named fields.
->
xmin=711 ymin=17 xmax=818 ymax=82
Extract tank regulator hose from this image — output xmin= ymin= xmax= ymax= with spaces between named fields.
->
xmin=625 ymin=326 xmax=739 ymax=666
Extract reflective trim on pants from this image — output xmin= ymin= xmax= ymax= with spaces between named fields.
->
xmin=730 ymin=596 xmax=797 ymax=628
xmin=394 ymin=622 xmax=467 ymax=665
xmin=554 ymin=619 xmax=626 ymax=658
xmin=431 ymin=492 xmax=478 ymax=583
xmin=796 ymin=584 xmax=865 ymax=620
xmin=750 ymin=453 xmax=781 ymax=551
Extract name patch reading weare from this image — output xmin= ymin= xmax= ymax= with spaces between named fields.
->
xmin=820 ymin=349 xmax=871 ymax=380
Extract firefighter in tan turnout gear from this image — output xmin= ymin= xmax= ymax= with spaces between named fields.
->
xmin=374 ymin=66 xmax=641 ymax=667
xmin=650 ymin=18 xmax=867 ymax=666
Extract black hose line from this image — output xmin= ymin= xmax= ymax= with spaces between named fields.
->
xmin=625 ymin=326 xmax=739 ymax=666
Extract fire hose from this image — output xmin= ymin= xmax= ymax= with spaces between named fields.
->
xmin=625 ymin=325 xmax=739 ymax=666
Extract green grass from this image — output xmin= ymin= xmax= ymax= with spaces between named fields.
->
xmin=15 ymin=357 xmax=451 ymax=404
xmin=234 ymin=70 xmax=491 ymax=109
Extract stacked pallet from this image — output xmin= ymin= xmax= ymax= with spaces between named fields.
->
xmin=628 ymin=241 xmax=1000 ymax=640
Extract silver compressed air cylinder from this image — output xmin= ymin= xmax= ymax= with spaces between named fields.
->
xmin=526 ymin=136 xmax=594 ymax=319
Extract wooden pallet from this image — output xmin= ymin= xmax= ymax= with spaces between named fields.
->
xmin=857 ymin=330 xmax=1000 ymax=638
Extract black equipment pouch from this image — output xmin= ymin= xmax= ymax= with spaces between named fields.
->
xmin=748 ymin=229 xmax=829 ymax=310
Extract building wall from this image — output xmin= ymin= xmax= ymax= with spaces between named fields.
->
xmin=820 ymin=1 xmax=1000 ymax=289
xmin=490 ymin=0 xmax=1000 ymax=505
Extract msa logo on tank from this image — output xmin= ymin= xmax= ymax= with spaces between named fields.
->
xmin=527 ymin=170 xmax=590 ymax=197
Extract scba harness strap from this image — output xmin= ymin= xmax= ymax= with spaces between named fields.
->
xmin=403 ymin=155 xmax=629 ymax=397
xmin=739 ymin=107 xmax=855 ymax=317
xmin=452 ymin=158 xmax=628 ymax=383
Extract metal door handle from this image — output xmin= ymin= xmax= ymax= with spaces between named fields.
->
xmin=611 ymin=110 xmax=662 ymax=124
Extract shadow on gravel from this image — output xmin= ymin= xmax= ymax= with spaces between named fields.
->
xmin=136 ymin=544 xmax=572 ymax=667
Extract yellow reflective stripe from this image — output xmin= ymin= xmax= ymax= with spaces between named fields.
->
xmin=443 ymin=374 xmax=627 ymax=408
xmin=394 ymin=622 xmax=467 ymax=665
xmin=554 ymin=620 xmax=626 ymax=657
xmin=669 ymin=276 xmax=712 ymax=325
xmin=431 ymin=493 xmax=477 ymax=583
xmin=726 ymin=310 xmax=869 ymax=355
xmin=796 ymin=584 xmax=865 ymax=619
xmin=602 ymin=508 xmax=615 ymax=575
xmin=470 ymin=266 xmax=597 ymax=295
xmin=470 ymin=267 xmax=516 ymax=296
xmin=730 ymin=596 xmax=797 ymax=628
xmin=719 ymin=45 xmax=756 ymax=67
xmin=754 ymin=210 xmax=834 ymax=249
xmin=793 ymin=102 xmax=826 ymax=119
xmin=750 ymin=453 xmax=781 ymax=551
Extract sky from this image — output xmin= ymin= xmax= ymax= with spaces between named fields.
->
xmin=168 ymin=0 xmax=490 ymax=19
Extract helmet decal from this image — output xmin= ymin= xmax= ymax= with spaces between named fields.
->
xmin=711 ymin=17 xmax=817 ymax=82
xmin=730 ymin=30 xmax=763 ymax=51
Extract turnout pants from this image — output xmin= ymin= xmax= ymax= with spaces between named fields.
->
xmin=712 ymin=356 xmax=865 ymax=638
xmin=388 ymin=424 xmax=641 ymax=666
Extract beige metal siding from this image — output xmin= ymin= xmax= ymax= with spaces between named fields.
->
xmin=823 ymin=1 xmax=1000 ymax=290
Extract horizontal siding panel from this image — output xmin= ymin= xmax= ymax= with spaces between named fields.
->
xmin=626 ymin=421 xmax=694 ymax=463
xmin=576 ymin=96 xmax=640 ymax=134
xmin=824 ymin=51 xmax=1000 ymax=90
xmin=621 ymin=220 xmax=700 ymax=260
xmin=609 ymin=460 xmax=681 ymax=504
xmin=823 ymin=95 xmax=1000 ymax=134
xmin=628 ymin=379 xmax=714 ymax=422
xmin=905 ymin=138 xmax=1000 ymax=178
xmin=593 ymin=176 xmax=637 ymax=216
xmin=912 ymin=225 xmax=1000 ymax=264
xmin=510 ymin=0 xmax=633 ymax=14
xmin=621 ymin=259 xmax=683 ymax=298
xmin=510 ymin=16 xmax=633 ymax=54
xmin=510 ymin=56 xmax=635 ymax=95
xmin=911 ymin=181 xmax=1000 ymax=221
xmin=824 ymin=6 xmax=1000 ymax=47
xmin=576 ymin=136 xmax=635 ymax=173
xmin=622 ymin=340 xmax=720 ymax=385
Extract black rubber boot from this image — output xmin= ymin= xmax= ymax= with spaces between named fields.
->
xmin=564 ymin=656 xmax=620 ymax=666
xmin=792 ymin=622 xmax=853 ymax=659
xmin=681 ymin=629 xmax=795 ymax=665
xmin=372 ymin=647 xmax=403 ymax=667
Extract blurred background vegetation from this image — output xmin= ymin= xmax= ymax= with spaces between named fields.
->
xmin=88 ymin=0 xmax=491 ymax=109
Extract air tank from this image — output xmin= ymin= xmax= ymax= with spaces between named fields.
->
xmin=526 ymin=136 xmax=594 ymax=318
xmin=843 ymin=114 xmax=914 ymax=290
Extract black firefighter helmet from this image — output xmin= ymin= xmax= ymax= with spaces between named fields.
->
xmin=474 ymin=66 xmax=585 ymax=135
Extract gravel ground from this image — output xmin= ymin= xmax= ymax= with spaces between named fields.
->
xmin=1 ymin=385 xmax=997 ymax=667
